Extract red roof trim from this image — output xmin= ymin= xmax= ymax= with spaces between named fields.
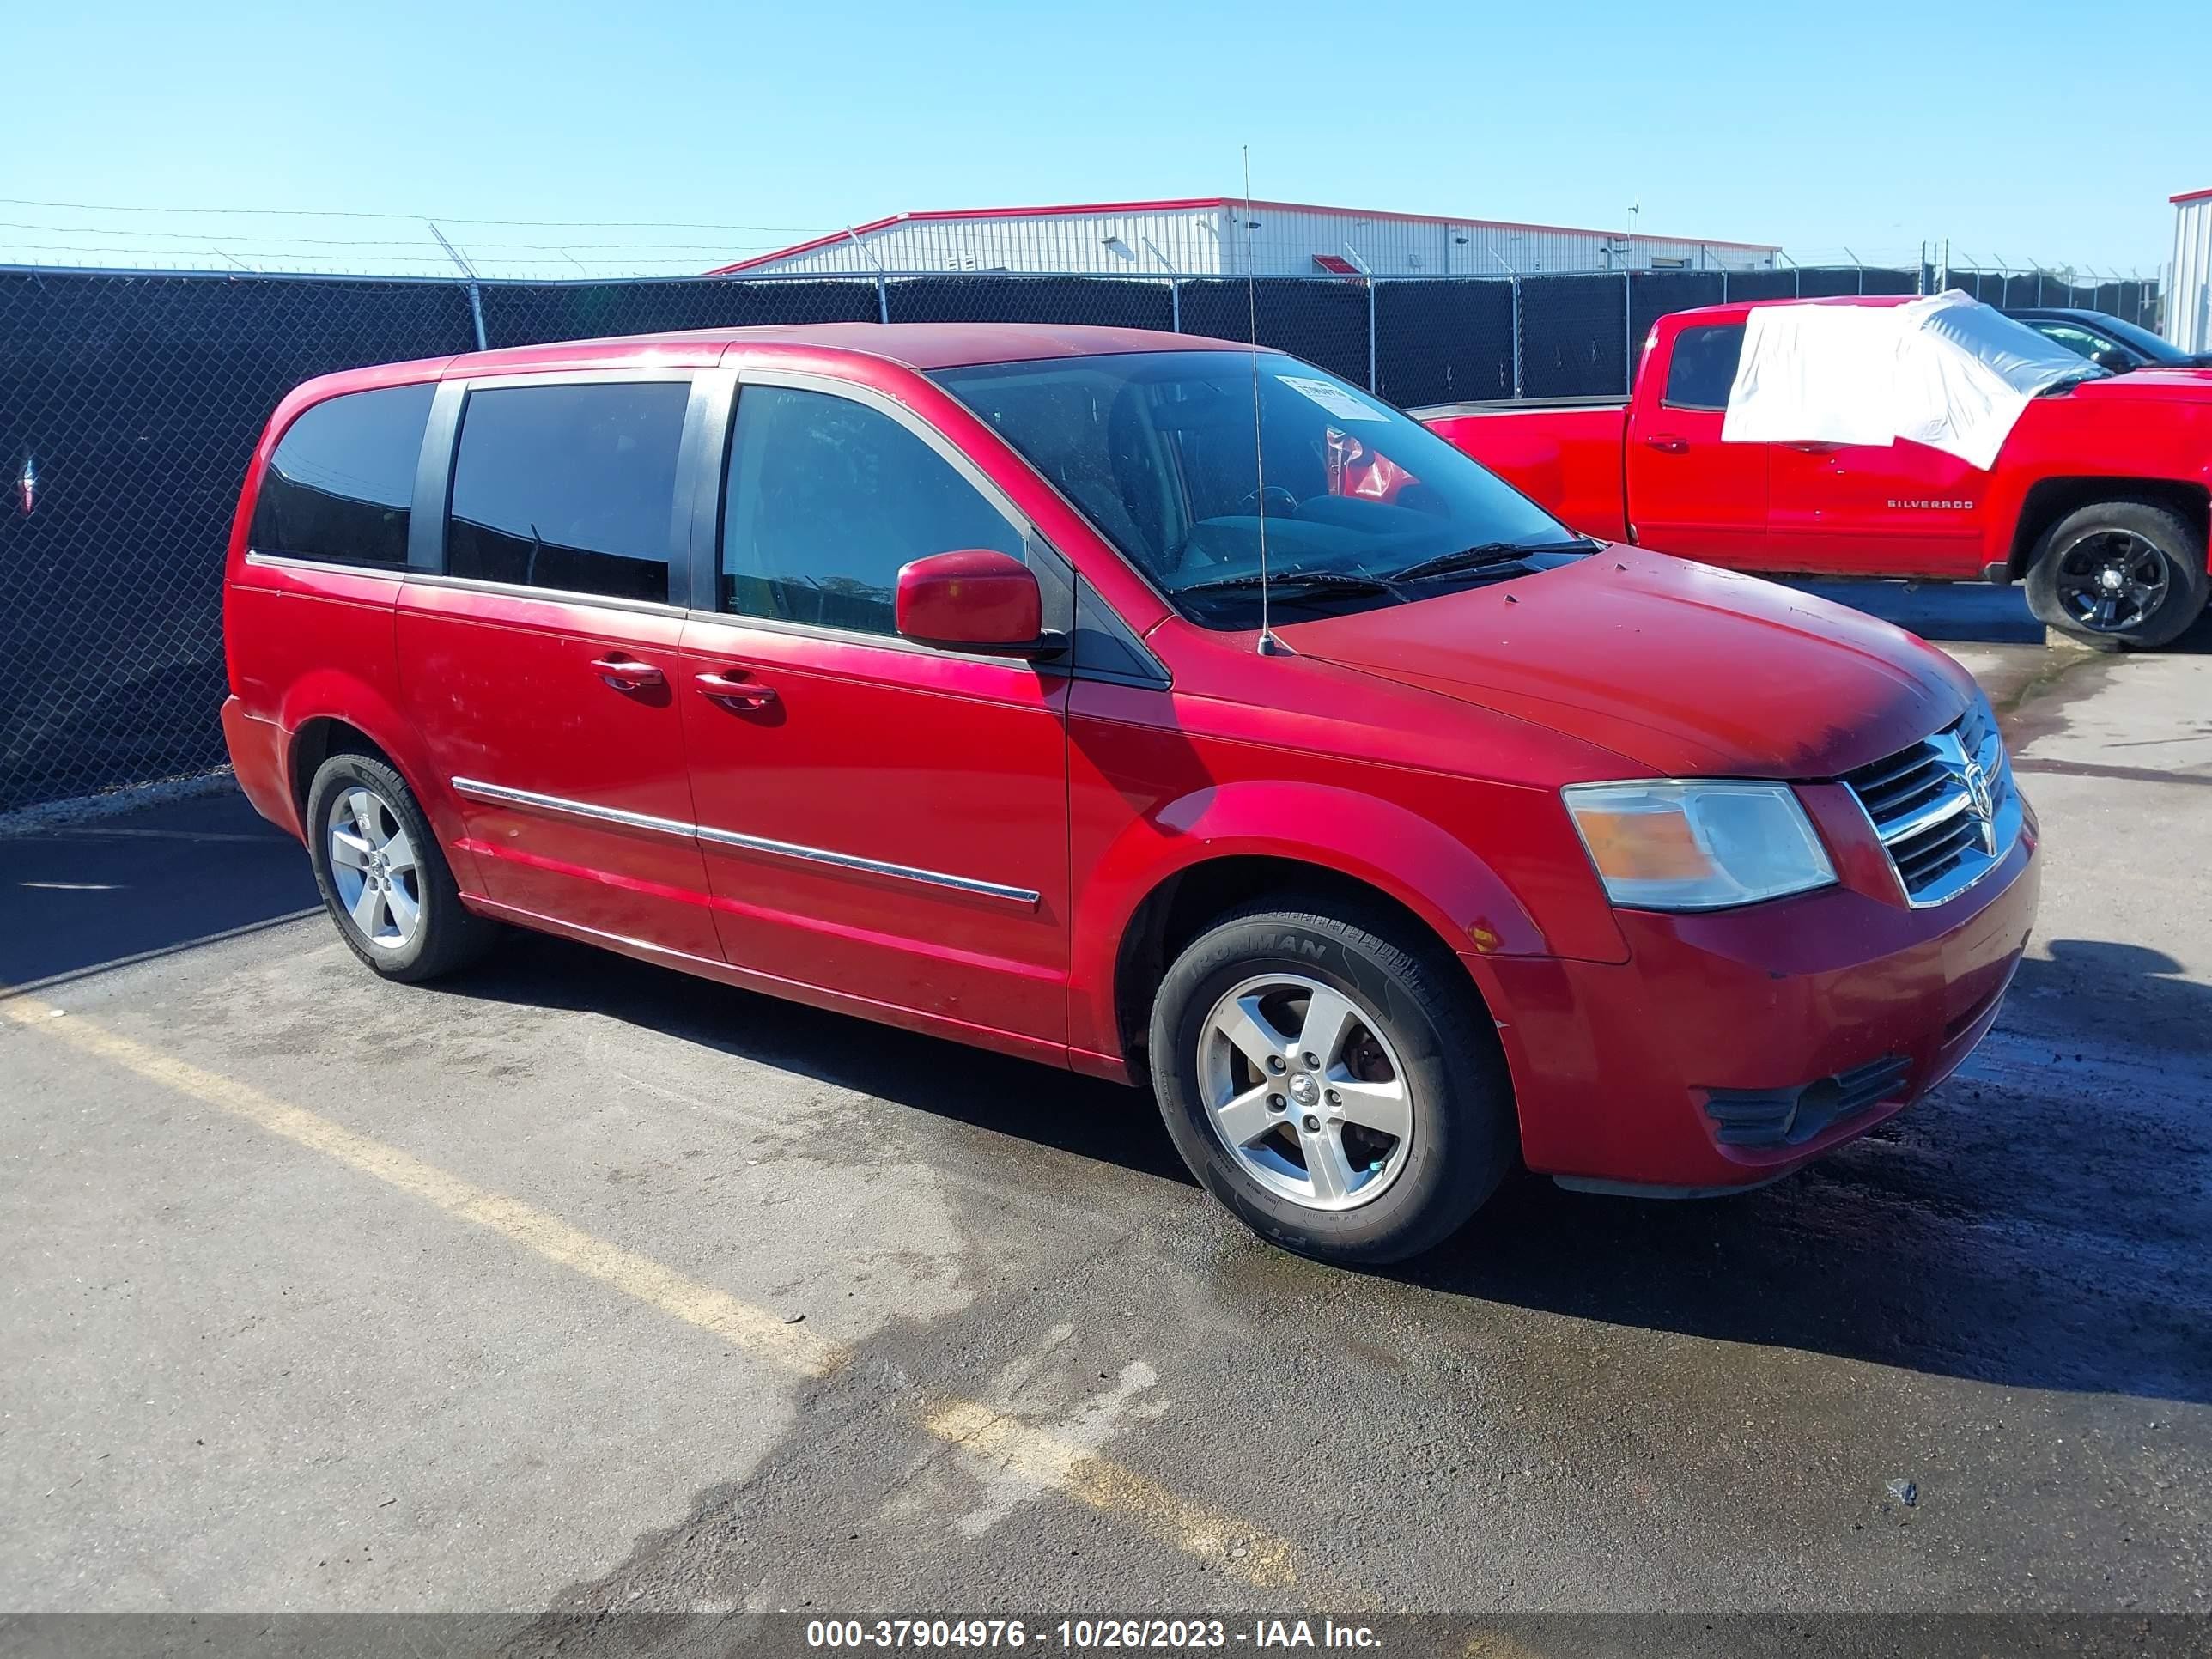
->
xmin=707 ymin=214 xmax=903 ymax=275
xmin=710 ymin=196 xmax=1781 ymax=273
xmin=2172 ymin=187 xmax=2212 ymax=205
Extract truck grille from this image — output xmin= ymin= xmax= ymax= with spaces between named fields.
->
xmin=1842 ymin=702 xmax=2021 ymax=908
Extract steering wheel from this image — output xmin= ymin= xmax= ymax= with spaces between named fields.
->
xmin=1238 ymin=484 xmax=1301 ymax=518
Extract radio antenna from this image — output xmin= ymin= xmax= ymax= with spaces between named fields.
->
xmin=1244 ymin=147 xmax=1288 ymax=657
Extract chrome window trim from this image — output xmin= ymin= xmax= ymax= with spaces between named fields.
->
xmin=450 ymin=776 xmax=1041 ymax=908
xmin=452 ymin=367 xmax=704 ymax=393
xmin=244 ymin=549 xmax=406 ymax=579
xmin=401 ymin=568 xmax=687 ymax=619
xmin=678 ymin=602 xmax=1047 ymax=670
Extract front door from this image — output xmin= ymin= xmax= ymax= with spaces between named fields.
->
xmin=1763 ymin=437 xmax=1991 ymax=578
xmin=678 ymin=374 xmax=1073 ymax=1048
xmin=397 ymin=372 xmax=722 ymax=959
xmin=1626 ymin=320 xmax=1768 ymax=567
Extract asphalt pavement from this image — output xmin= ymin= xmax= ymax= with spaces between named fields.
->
xmin=3 ymin=580 xmax=2208 ymax=1644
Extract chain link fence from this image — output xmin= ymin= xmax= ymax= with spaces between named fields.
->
xmin=0 ymin=259 xmax=2166 ymax=812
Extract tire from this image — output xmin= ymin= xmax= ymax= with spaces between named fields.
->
xmin=2024 ymin=499 xmax=2209 ymax=651
xmin=305 ymin=751 xmax=496 ymax=982
xmin=1148 ymin=897 xmax=1515 ymax=1266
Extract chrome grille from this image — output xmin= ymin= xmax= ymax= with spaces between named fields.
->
xmin=1843 ymin=702 xmax=2021 ymax=908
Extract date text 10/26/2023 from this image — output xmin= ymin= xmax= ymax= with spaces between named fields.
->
xmin=804 ymin=1619 xmax=1383 ymax=1650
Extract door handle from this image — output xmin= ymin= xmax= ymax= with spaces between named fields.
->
xmin=1643 ymin=434 xmax=1689 ymax=454
xmin=589 ymin=655 xmax=664 ymax=690
xmin=695 ymin=670 xmax=778 ymax=711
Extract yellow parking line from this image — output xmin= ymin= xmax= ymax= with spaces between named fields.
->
xmin=3 ymin=994 xmax=1313 ymax=1593
xmin=3 ymin=994 xmax=842 ymax=1376
xmin=922 ymin=1398 xmax=1297 ymax=1588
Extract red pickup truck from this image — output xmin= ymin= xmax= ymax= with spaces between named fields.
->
xmin=1420 ymin=295 xmax=2212 ymax=649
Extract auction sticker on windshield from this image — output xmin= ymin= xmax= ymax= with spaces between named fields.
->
xmin=1278 ymin=374 xmax=1389 ymax=422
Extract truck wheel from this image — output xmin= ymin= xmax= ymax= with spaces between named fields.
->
xmin=2024 ymin=500 xmax=2209 ymax=651
xmin=1148 ymin=898 xmax=1515 ymax=1266
xmin=306 ymin=752 xmax=496 ymax=983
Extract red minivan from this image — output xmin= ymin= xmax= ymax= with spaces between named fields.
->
xmin=222 ymin=324 xmax=2040 ymax=1263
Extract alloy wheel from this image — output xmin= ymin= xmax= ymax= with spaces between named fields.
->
xmin=2054 ymin=529 xmax=2171 ymax=634
xmin=1196 ymin=972 xmax=1415 ymax=1212
xmin=326 ymin=786 xmax=422 ymax=951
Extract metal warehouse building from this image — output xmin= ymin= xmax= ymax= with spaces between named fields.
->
xmin=2172 ymin=187 xmax=2212 ymax=354
xmin=712 ymin=197 xmax=1781 ymax=278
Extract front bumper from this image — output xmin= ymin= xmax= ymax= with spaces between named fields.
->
xmin=1476 ymin=811 xmax=2040 ymax=1194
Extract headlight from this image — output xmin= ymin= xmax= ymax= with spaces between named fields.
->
xmin=1563 ymin=780 xmax=1835 ymax=911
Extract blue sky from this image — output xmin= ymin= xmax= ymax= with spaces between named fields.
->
xmin=3 ymin=0 xmax=2198 ymax=279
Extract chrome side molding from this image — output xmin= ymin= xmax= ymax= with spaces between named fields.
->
xmin=450 ymin=776 xmax=1041 ymax=908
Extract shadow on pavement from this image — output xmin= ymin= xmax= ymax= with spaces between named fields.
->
xmin=1403 ymin=932 xmax=2212 ymax=1407
xmin=446 ymin=931 xmax=1194 ymax=1187
xmin=0 ymin=786 xmax=319 ymax=992
xmin=448 ymin=923 xmax=2210 ymax=1407
xmin=1787 ymin=574 xmax=2212 ymax=653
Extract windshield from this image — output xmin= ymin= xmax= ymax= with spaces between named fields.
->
xmin=931 ymin=351 xmax=1589 ymax=629
xmin=1917 ymin=296 xmax=2106 ymax=386
xmin=2078 ymin=312 xmax=2190 ymax=364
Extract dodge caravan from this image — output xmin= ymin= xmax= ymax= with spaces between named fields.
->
xmin=222 ymin=324 xmax=2039 ymax=1262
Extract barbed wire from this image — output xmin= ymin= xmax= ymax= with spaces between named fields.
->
xmin=0 ymin=194 xmax=834 ymax=233
xmin=0 ymin=198 xmax=2157 ymax=283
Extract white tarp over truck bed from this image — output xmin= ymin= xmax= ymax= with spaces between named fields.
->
xmin=1720 ymin=291 xmax=2094 ymax=470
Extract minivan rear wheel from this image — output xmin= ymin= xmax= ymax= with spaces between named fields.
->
xmin=1149 ymin=898 xmax=1515 ymax=1265
xmin=306 ymin=752 xmax=496 ymax=982
xmin=2024 ymin=500 xmax=2209 ymax=651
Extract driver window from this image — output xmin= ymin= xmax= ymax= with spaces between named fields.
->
xmin=721 ymin=386 xmax=1024 ymax=635
xmin=2033 ymin=323 xmax=2107 ymax=362
xmin=1663 ymin=325 xmax=1746 ymax=410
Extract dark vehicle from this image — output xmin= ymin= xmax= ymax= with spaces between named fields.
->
xmin=2003 ymin=307 xmax=2212 ymax=372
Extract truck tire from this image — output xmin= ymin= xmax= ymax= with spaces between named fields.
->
xmin=1149 ymin=897 xmax=1515 ymax=1265
xmin=306 ymin=751 xmax=497 ymax=982
xmin=2024 ymin=499 xmax=2209 ymax=651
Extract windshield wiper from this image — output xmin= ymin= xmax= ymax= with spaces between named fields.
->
xmin=1390 ymin=537 xmax=1599 ymax=583
xmin=1172 ymin=569 xmax=1404 ymax=600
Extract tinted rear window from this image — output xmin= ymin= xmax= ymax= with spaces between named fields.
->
xmin=250 ymin=383 xmax=434 ymax=567
xmin=446 ymin=380 xmax=690 ymax=604
xmin=1663 ymin=325 xmax=1746 ymax=410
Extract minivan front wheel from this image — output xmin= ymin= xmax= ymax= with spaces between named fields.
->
xmin=2025 ymin=500 xmax=2209 ymax=651
xmin=1150 ymin=900 xmax=1515 ymax=1265
xmin=306 ymin=752 xmax=495 ymax=982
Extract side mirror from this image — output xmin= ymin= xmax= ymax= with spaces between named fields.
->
xmin=2091 ymin=346 xmax=2132 ymax=371
xmin=895 ymin=549 xmax=1060 ymax=658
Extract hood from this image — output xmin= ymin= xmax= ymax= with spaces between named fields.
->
xmin=2066 ymin=368 xmax=2212 ymax=404
xmin=1278 ymin=549 xmax=1971 ymax=779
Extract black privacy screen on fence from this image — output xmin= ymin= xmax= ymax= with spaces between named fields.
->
xmin=0 ymin=272 xmax=477 ymax=811
xmin=480 ymin=278 xmax=878 ymax=346
xmin=0 ymin=261 xmax=2165 ymax=811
